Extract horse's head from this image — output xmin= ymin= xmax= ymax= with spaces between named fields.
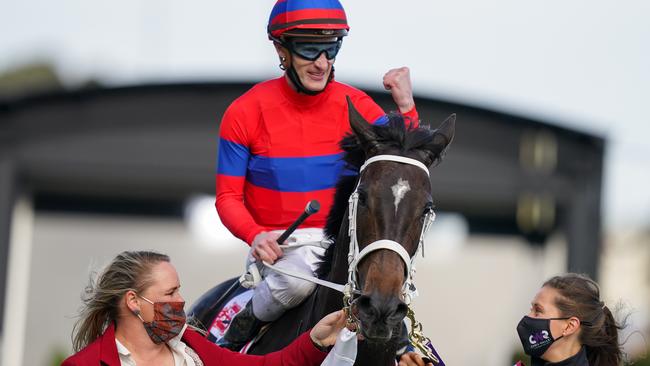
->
xmin=345 ymin=97 xmax=455 ymax=342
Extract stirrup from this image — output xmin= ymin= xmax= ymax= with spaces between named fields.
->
xmin=239 ymin=263 xmax=262 ymax=289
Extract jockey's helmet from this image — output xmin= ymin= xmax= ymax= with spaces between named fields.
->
xmin=267 ymin=0 xmax=349 ymax=40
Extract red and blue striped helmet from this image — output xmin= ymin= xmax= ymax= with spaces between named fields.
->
xmin=267 ymin=0 xmax=349 ymax=39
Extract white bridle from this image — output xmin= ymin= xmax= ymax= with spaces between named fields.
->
xmin=345 ymin=155 xmax=435 ymax=305
xmin=255 ymin=154 xmax=435 ymax=305
xmin=246 ymin=154 xmax=441 ymax=361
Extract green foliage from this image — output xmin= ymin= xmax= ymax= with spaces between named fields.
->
xmin=627 ymin=353 xmax=650 ymax=366
xmin=49 ymin=346 xmax=68 ymax=366
xmin=0 ymin=62 xmax=63 ymax=98
xmin=510 ymin=350 xmax=530 ymax=365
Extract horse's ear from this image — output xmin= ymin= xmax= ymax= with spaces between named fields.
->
xmin=423 ymin=113 xmax=456 ymax=166
xmin=435 ymin=113 xmax=456 ymax=146
xmin=347 ymin=96 xmax=378 ymax=152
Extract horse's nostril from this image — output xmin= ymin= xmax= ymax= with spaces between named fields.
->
xmin=358 ymin=295 xmax=388 ymax=322
xmin=396 ymin=302 xmax=408 ymax=317
xmin=356 ymin=296 xmax=375 ymax=316
xmin=356 ymin=295 xmax=408 ymax=325
xmin=388 ymin=302 xmax=408 ymax=323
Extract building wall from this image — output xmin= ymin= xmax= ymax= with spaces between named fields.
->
xmin=600 ymin=230 xmax=650 ymax=358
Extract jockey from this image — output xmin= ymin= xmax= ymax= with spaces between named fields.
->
xmin=215 ymin=0 xmax=419 ymax=351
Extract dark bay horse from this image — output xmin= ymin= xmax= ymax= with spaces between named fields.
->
xmin=191 ymin=99 xmax=455 ymax=366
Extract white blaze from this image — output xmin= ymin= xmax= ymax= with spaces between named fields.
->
xmin=391 ymin=178 xmax=411 ymax=214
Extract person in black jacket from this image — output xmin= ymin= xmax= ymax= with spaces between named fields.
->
xmin=515 ymin=273 xmax=623 ymax=366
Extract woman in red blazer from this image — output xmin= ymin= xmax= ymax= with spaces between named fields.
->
xmin=61 ymin=251 xmax=344 ymax=366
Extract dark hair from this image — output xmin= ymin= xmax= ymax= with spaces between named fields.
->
xmin=71 ymin=251 xmax=170 ymax=351
xmin=544 ymin=273 xmax=623 ymax=366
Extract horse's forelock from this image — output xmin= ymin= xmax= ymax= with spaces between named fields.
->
xmin=340 ymin=113 xmax=436 ymax=162
xmin=376 ymin=113 xmax=439 ymax=153
xmin=318 ymin=113 xmax=440 ymax=279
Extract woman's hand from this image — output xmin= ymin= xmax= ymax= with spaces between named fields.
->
xmin=309 ymin=310 xmax=347 ymax=348
xmin=398 ymin=352 xmax=434 ymax=366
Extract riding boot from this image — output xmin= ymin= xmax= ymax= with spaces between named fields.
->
xmin=217 ymin=300 xmax=265 ymax=351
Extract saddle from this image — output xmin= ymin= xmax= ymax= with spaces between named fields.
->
xmin=188 ymin=276 xmax=250 ymax=344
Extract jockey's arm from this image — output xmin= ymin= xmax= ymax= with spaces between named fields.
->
xmin=216 ymin=104 xmax=285 ymax=263
xmin=353 ymin=91 xmax=419 ymax=128
xmin=383 ymin=66 xmax=417 ymax=117
xmin=216 ymin=103 xmax=265 ymax=245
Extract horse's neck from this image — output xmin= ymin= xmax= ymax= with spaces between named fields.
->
xmin=316 ymin=217 xmax=352 ymax=316
xmin=331 ymin=217 xmax=352 ymax=284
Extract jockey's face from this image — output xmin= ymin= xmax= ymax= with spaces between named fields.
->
xmin=276 ymin=36 xmax=337 ymax=92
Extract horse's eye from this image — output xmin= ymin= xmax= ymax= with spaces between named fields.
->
xmin=421 ymin=202 xmax=434 ymax=217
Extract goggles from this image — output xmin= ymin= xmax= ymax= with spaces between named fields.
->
xmin=284 ymin=38 xmax=343 ymax=61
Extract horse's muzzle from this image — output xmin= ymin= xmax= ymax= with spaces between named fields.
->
xmin=354 ymin=293 xmax=408 ymax=342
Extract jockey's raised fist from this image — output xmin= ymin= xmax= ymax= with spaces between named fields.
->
xmin=252 ymin=231 xmax=284 ymax=264
xmin=383 ymin=66 xmax=415 ymax=114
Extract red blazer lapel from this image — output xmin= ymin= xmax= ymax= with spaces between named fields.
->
xmin=99 ymin=322 xmax=121 ymax=366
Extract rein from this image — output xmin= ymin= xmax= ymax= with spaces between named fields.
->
xmin=256 ymin=154 xmax=434 ymax=302
xmin=252 ymin=153 xmax=442 ymax=364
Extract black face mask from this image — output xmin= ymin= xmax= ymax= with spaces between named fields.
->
xmin=516 ymin=316 xmax=568 ymax=357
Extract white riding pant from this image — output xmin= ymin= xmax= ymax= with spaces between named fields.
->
xmin=249 ymin=228 xmax=330 ymax=322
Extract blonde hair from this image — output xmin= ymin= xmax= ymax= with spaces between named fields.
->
xmin=71 ymin=251 xmax=170 ymax=352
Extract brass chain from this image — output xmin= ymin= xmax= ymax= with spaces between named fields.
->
xmin=342 ymin=291 xmax=440 ymax=364
xmin=342 ymin=289 xmax=359 ymax=329
xmin=406 ymin=306 xmax=441 ymax=365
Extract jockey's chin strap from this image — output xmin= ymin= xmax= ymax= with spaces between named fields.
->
xmin=251 ymin=154 xmax=435 ymax=305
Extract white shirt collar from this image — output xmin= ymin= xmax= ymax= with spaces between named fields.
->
xmin=114 ymin=323 xmax=188 ymax=355
xmin=114 ymin=324 xmax=192 ymax=366
xmin=167 ymin=323 xmax=189 ymax=349
xmin=115 ymin=338 xmax=131 ymax=357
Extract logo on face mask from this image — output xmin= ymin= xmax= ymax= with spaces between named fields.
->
xmin=517 ymin=315 xmax=568 ymax=357
xmin=529 ymin=330 xmax=550 ymax=345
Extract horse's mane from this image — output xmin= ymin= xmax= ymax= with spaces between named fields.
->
xmin=318 ymin=112 xmax=445 ymax=278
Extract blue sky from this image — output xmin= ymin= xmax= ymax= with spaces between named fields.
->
xmin=2 ymin=0 xmax=648 ymax=230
